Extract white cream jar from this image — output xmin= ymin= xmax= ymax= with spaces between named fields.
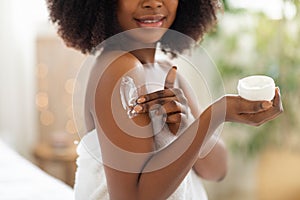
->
xmin=237 ymin=75 xmax=275 ymax=101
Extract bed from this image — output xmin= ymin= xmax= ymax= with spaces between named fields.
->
xmin=0 ymin=139 xmax=74 ymax=200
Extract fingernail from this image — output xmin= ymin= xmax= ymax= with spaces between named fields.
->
xmin=276 ymin=87 xmax=280 ymax=93
xmin=137 ymin=97 xmax=146 ymax=103
xmin=262 ymin=101 xmax=272 ymax=109
xmin=134 ymin=105 xmax=143 ymax=112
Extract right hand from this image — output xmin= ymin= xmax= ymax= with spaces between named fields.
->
xmin=132 ymin=66 xmax=189 ymax=135
xmin=223 ymin=87 xmax=283 ymax=126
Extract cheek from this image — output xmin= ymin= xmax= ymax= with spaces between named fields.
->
xmin=167 ymin=2 xmax=179 ymax=22
xmin=116 ymin=3 xmax=137 ymax=29
xmin=117 ymin=12 xmax=130 ymax=30
xmin=117 ymin=0 xmax=139 ymax=17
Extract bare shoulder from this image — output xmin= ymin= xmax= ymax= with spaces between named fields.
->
xmin=94 ymin=50 xmax=144 ymax=108
xmin=94 ymin=50 xmax=153 ymax=153
xmin=98 ymin=50 xmax=143 ymax=75
xmin=94 ymin=51 xmax=146 ymax=98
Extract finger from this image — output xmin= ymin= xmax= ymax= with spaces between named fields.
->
xmin=238 ymin=105 xmax=283 ymax=126
xmin=133 ymin=89 xmax=187 ymax=114
xmin=158 ymin=100 xmax=187 ymax=115
xmin=167 ymin=116 xmax=188 ymax=135
xmin=132 ymin=96 xmax=178 ymax=114
xmin=143 ymin=93 xmax=188 ymax=112
xmin=136 ymin=88 xmax=182 ymax=104
xmin=239 ymin=112 xmax=275 ymax=126
xmin=240 ymin=102 xmax=272 ymax=114
xmin=166 ymin=112 xmax=184 ymax=123
xmin=235 ymin=96 xmax=273 ymax=114
xmin=272 ymin=87 xmax=282 ymax=108
xmin=168 ymin=123 xmax=180 ymax=135
xmin=164 ymin=66 xmax=177 ymax=89
xmin=133 ymin=98 xmax=170 ymax=114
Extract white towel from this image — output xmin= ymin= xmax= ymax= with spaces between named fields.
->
xmin=74 ymin=130 xmax=208 ymax=200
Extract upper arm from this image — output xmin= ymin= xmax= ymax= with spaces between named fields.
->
xmin=94 ymin=52 xmax=154 ymax=199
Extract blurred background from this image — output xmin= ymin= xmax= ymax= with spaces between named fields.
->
xmin=0 ymin=0 xmax=299 ymax=199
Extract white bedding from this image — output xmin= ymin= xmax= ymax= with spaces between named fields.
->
xmin=0 ymin=139 xmax=74 ymax=200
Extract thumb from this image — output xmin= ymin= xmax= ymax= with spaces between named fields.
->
xmin=164 ymin=66 xmax=177 ymax=89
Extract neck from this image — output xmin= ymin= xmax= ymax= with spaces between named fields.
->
xmin=117 ymin=34 xmax=158 ymax=64
xmin=130 ymin=48 xmax=156 ymax=64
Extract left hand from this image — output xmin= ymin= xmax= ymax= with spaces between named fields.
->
xmin=224 ymin=87 xmax=283 ymax=126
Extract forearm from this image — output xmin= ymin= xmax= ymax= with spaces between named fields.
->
xmin=137 ymin=99 xmax=225 ymax=199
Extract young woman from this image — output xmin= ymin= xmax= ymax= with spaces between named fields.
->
xmin=46 ymin=0 xmax=283 ymax=199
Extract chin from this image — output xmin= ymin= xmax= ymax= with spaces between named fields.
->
xmin=125 ymin=27 xmax=168 ymax=45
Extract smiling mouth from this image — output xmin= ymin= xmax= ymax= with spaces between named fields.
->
xmin=135 ymin=15 xmax=166 ymax=27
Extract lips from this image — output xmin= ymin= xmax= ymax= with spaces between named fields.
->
xmin=135 ymin=15 xmax=166 ymax=27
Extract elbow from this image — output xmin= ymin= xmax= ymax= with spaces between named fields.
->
xmin=212 ymin=160 xmax=228 ymax=182
xmin=198 ymin=166 xmax=228 ymax=182
xmin=216 ymin=169 xmax=227 ymax=182
xmin=215 ymin=163 xmax=228 ymax=182
xmin=193 ymin=152 xmax=228 ymax=182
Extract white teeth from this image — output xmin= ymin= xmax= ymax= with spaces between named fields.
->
xmin=141 ymin=19 xmax=160 ymax=24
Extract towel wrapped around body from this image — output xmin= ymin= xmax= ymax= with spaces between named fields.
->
xmin=74 ymin=129 xmax=208 ymax=200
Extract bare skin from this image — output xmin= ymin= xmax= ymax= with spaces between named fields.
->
xmin=92 ymin=1 xmax=283 ymax=199
xmin=94 ymin=50 xmax=283 ymax=200
xmin=133 ymin=65 xmax=228 ymax=181
xmin=192 ymin=138 xmax=228 ymax=181
xmin=46 ymin=0 xmax=283 ymax=199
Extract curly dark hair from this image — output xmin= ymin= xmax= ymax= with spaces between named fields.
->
xmin=46 ymin=0 xmax=221 ymax=55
